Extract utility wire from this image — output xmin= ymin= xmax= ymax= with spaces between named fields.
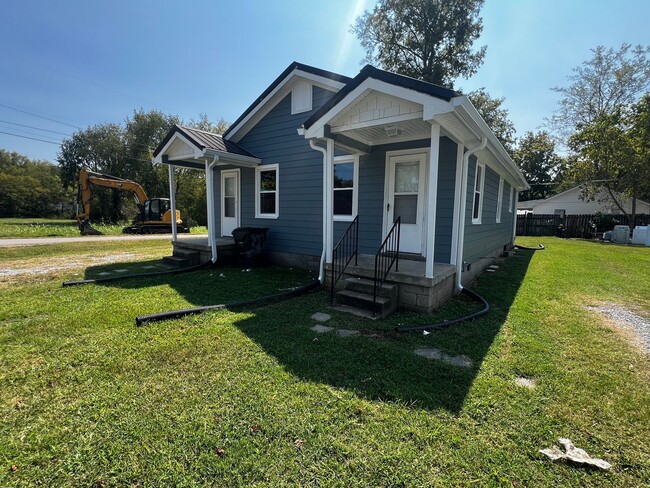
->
xmin=0 ymin=102 xmax=82 ymax=129
xmin=0 ymin=119 xmax=72 ymax=137
xmin=0 ymin=130 xmax=63 ymax=145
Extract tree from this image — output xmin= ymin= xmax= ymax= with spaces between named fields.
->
xmin=352 ymin=0 xmax=486 ymax=87
xmin=550 ymin=44 xmax=650 ymax=139
xmin=513 ymin=131 xmax=562 ymax=201
xmin=187 ymin=113 xmax=229 ymax=134
xmin=627 ymin=93 xmax=650 ymax=205
xmin=467 ymin=88 xmax=516 ymax=153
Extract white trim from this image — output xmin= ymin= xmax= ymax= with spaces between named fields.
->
xmin=325 ymin=139 xmax=335 ymax=262
xmin=153 ymin=131 xmax=204 ymax=164
xmin=227 ymin=69 xmax=346 ymax=143
xmin=512 ymin=191 xmax=519 ymax=242
xmin=221 ymin=169 xmax=241 ymax=237
xmin=206 ymin=157 xmax=219 ymax=263
xmin=509 ymin=186 xmax=514 ymax=213
xmin=332 ymin=155 xmax=359 ymax=222
xmin=471 ymin=161 xmax=485 ymax=225
xmin=168 ymin=164 xmax=178 ymax=242
xmin=330 ymin=111 xmax=423 ymax=133
xmin=425 ymin=123 xmax=441 ymax=278
xmin=450 ymin=143 xmax=464 ymax=265
xmin=255 ymin=164 xmax=279 ymax=219
xmin=496 ymin=177 xmax=504 ymax=223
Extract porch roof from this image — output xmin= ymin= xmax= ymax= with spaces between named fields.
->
xmin=152 ymin=125 xmax=261 ymax=169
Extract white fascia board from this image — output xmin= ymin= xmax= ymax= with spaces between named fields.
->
xmin=153 ymin=131 xmax=204 ymax=164
xmin=204 ymin=148 xmax=261 ymax=167
xmin=452 ymin=96 xmax=529 ymax=191
xmin=304 ymin=78 xmax=453 ymax=139
xmin=226 ymin=69 xmax=346 ymax=143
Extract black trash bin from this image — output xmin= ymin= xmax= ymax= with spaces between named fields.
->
xmin=231 ymin=227 xmax=269 ymax=268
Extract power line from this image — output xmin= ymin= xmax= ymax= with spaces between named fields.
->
xmin=0 ymin=119 xmax=72 ymax=137
xmin=0 ymin=130 xmax=63 ymax=145
xmin=0 ymin=102 xmax=82 ymax=130
xmin=0 ymin=123 xmax=63 ymax=142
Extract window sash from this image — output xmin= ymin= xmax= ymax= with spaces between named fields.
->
xmin=333 ymin=156 xmax=358 ymax=220
xmin=496 ymin=177 xmax=504 ymax=223
xmin=255 ymin=165 xmax=278 ymax=218
xmin=472 ymin=163 xmax=484 ymax=224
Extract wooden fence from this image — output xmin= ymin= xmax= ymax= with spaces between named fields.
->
xmin=516 ymin=213 xmax=649 ymax=238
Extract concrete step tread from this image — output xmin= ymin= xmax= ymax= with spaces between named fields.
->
xmin=336 ymin=289 xmax=391 ymax=305
xmin=330 ymin=303 xmax=379 ymax=320
xmin=162 ymin=255 xmax=190 ymax=268
xmin=344 ymin=277 xmax=398 ymax=290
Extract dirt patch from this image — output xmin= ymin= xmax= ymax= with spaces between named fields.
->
xmin=0 ymin=253 xmax=138 ymax=281
xmin=586 ymin=302 xmax=650 ymax=353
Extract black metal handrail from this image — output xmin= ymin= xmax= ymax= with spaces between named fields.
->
xmin=330 ymin=215 xmax=359 ymax=304
xmin=373 ymin=216 xmax=401 ymax=314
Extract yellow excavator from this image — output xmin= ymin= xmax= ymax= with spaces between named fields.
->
xmin=76 ymin=168 xmax=189 ymax=235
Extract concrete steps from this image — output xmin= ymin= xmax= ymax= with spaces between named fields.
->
xmin=162 ymin=248 xmax=200 ymax=268
xmin=334 ymin=277 xmax=399 ymax=318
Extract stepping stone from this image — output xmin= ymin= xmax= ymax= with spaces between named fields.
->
xmin=514 ymin=377 xmax=536 ymax=389
xmin=488 ymin=265 xmax=499 ymax=269
xmin=114 ymin=269 xmax=129 ymax=273
xmin=486 ymin=269 xmax=496 ymax=272
xmin=311 ymin=312 xmax=331 ymax=322
xmin=311 ymin=324 xmax=334 ymax=334
xmin=142 ymin=265 xmax=158 ymax=269
xmin=97 ymin=272 xmax=112 ymax=276
xmin=336 ymin=329 xmax=359 ymax=337
xmin=414 ymin=348 xmax=473 ymax=368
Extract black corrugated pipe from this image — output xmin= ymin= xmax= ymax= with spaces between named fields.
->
xmin=62 ymin=260 xmax=212 ymax=287
xmin=514 ymin=243 xmax=545 ymax=250
xmin=395 ymin=287 xmax=489 ymax=334
xmin=135 ymin=279 xmax=321 ymax=326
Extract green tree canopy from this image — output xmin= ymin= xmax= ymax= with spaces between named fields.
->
xmin=466 ymin=88 xmax=516 ymax=154
xmin=353 ymin=0 xmax=486 ymax=88
xmin=513 ymin=131 xmax=563 ymax=201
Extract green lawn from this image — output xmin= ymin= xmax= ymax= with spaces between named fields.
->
xmin=0 ymin=218 xmax=207 ymax=238
xmin=1 ymin=238 xmax=649 ymax=486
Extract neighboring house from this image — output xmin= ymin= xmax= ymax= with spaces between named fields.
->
xmin=153 ymin=62 xmax=528 ymax=314
xmin=517 ymin=185 xmax=650 ymax=216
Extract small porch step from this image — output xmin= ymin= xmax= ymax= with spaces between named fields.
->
xmin=162 ymin=255 xmax=191 ymax=268
xmin=334 ymin=277 xmax=399 ymax=318
xmin=172 ymin=248 xmax=200 ymax=266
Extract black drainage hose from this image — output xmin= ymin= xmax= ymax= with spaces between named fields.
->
xmin=135 ymin=279 xmax=321 ymax=326
xmin=514 ymin=243 xmax=545 ymax=251
xmin=62 ymin=260 xmax=212 ymax=287
xmin=395 ymin=287 xmax=489 ymax=333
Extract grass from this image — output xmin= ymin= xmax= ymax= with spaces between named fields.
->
xmin=0 ymin=218 xmax=207 ymax=238
xmin=1 ymin=237 xmax=649 ymax=486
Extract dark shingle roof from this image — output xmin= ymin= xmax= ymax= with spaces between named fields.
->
xmin=303 ymin=65 xmax=460 ymax=130
xmin=153 ymin=125 xmax=257 ymax=158
xmin=223 ymin=62 xmax=353 ymax=139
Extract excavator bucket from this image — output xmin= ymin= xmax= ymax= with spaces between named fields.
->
xmin=79 ymin=219 xmax=104 ymax=236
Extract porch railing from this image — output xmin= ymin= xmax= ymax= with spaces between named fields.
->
xmin=373 ymin=217 xmax=401 ymax=314
xmin=330 ymin=215 xmax=359 ymax=305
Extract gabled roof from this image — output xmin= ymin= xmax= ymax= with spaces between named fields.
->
xmin=303 ymin=65 xmax=459 ymax=130
xmin=223 ymin=62 xmax=352 ymax=142
xmin=153 ymin=125 xmax=256 ymax=158
xmin=524 ymin=183 xmax=650 ymax=207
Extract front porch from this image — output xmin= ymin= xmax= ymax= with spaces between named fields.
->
xmin=326 ymin=255 xmax=456 ymax=315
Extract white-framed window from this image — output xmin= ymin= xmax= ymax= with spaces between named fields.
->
xmin=255 ymin=164 xmax=279 ymax=219
xmin=509 ymin=186 xmax=514 ymax=213
xmin=496 ymin=177 xmax=504 ymax=223
xmin=471 ymin=162 xmax=485 ymax=224
xmin=333 ymin=155 xmax=358 ymax=221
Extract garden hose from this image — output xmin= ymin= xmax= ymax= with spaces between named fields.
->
xmin=395 ymin=287 xmax=489 ymax=333
xmin=62 ymin=260 xmax=212 ymax=287
xmin=135 ymin=279 xmax=321 ymax=326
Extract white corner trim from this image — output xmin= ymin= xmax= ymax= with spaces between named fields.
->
xmin=255 ymin=163 xmax=279 ymax=219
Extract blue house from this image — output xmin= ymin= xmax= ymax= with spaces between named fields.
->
xmin=153 ymin=62 xmax=528 ymax=315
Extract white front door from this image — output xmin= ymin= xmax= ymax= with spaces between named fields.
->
xmin=221 ymin=169 xmax=240 ymax=237
xmin=386 ymin=153 xmax=427 ymax=254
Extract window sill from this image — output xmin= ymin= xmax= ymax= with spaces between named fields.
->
xmin=334 ymin=215 xmax=355 ymax=222
xmin=255 ymin=214 xmax=279 ymax=220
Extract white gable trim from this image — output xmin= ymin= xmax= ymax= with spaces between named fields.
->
xmin=153 ymin=132 xmax=203 ymax=164
xmin=226 ymin=69 xmax=346 ymax=143
xmin=304 ymin=78 xmax=452 ymax=139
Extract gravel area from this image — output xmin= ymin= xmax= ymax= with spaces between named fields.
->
xmin=586 ymin=303 xmax=650 ymax=353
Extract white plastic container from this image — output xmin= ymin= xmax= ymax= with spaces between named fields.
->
xmin=632 ymin=226 xmax=648 ymax=245
xmin=611 ymin=225 xmax=630 ymax=244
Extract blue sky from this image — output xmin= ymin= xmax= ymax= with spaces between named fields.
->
xmin=1 ymin=0 xmax=649 ymax=162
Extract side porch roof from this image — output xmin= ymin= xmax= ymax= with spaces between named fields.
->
xmin=152 ymin=125 xmax=261 ymax=169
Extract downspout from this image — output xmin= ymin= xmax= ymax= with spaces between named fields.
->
xmin=206 ymin=156 xmax=219 ymax=263
xmin=310 ymin=140 xmax=328 ymax=283
xmin=455 ymin=136 xmax=487 ymax=291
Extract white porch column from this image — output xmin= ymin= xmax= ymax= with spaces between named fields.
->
xmin=325 ymin=138 xmax=335 ymax=262
xmin=205 ymin=158 xmax=219 ymax=263
xmin=425 ymin=122 xmax=441 ymax=278
xmin=168 ymin=164 xmax=178 ymax=242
